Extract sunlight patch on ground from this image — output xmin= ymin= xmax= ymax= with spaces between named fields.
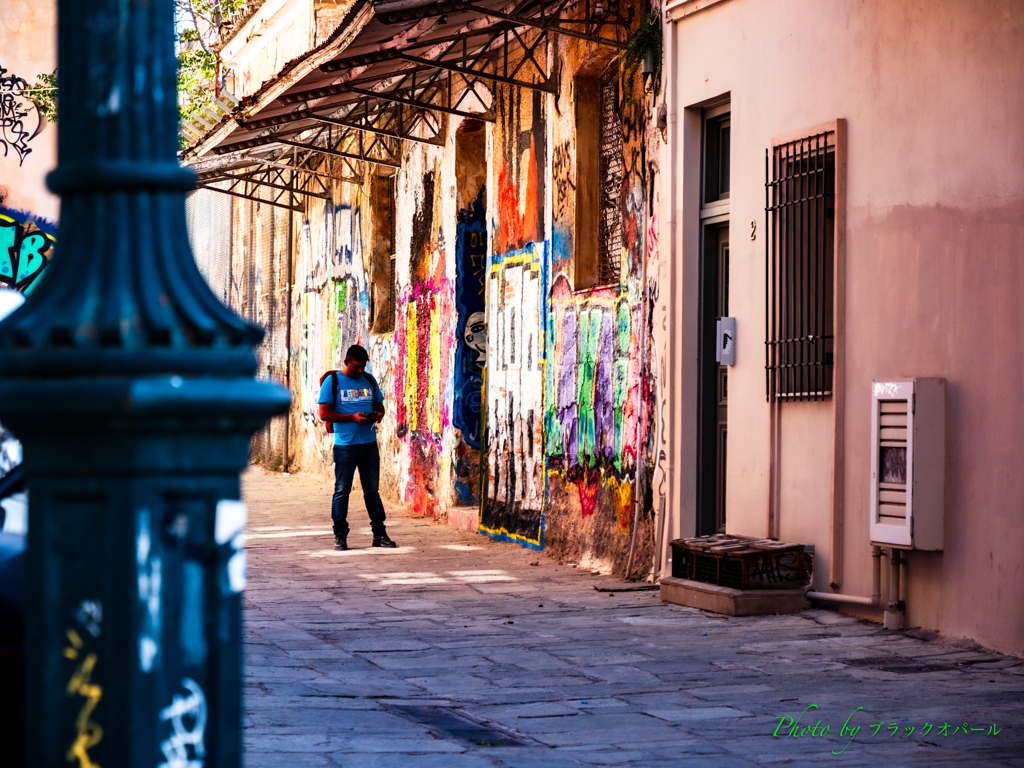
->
xmin=360 ymin=572 xmax=451 ymax=585
xmin=439 ymin=544 xmax=482 ymax=551
xmin=301 ymin=548 xmax=414 ymax=558
xmin=447 ymin=570 xmax=518 ymax=583
xmin=249 ymin=530 xmax=334 ymax=539
xmin=356 ymin=569 xmax=518 ymax=586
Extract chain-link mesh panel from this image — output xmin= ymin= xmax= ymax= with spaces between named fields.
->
xmin=185 ymin=183 xmax=232 ymax=305
xmin=230 ymin=197 xmax=293 ymax=468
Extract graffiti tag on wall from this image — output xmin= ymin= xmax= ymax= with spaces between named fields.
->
xmin=63 ymin=601 xmax=104 ymax=768
xmin=0 ymin=67 xmax=44 ymax=166
xmin=481 ymin=242 xmax=547 ymax=547
xmin=158 ymin=678 xmax=207 ymax=768
xmin=0 ymin=211 xmax=55 ymax=293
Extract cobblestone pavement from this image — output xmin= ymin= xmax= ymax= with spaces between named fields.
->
xmin=242 ymin=468 xmax=1024 ymax=768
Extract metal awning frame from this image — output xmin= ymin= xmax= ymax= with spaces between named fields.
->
xmin=222 ymin=0 xmax=631 ymax=153
xmin=189 ymin=0 xmax=635 ymax=207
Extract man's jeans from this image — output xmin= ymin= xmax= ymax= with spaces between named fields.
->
xmin=332 ymin=442 xmax=387 ymax=539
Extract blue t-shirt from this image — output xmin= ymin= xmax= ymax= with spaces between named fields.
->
xmin=318 ymin=372 xmax=384 ymax=446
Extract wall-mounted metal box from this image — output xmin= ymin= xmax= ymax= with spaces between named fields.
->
xmin=716 ymin=317 xmax=736 ymax=365
xmin=869 ymin=378 xmax=945 ymax=550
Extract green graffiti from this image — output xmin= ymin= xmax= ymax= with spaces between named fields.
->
xmin=614 ymin=359 xmax=629 ymax=470
xmin=617 ymin=300 xmax=631 ymax=355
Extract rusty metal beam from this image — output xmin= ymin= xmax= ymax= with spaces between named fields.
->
xmin=276 ymin=79 xmax=494 ymax=122
xmin=311 ymin=113 xmax=443 ymax=146
xmin=346 ymin=85 xmax=494 ymax=121
xmin=197 ymin=183 xmax=305 ymax=212
xmin=374 ymin=0 xmax=630 ymax=49
xmin=276 ymin=137 xmax=402 ymax=168
xmin=395 ymin=51 xmax=556 ymax=93
xmin=210 ymin=169 xmax=332 ymax=200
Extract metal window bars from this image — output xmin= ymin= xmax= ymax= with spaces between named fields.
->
xmin=597 ymin=66 xmax=623 ymax=287
xmin=765 ymin=132 xmax=836 ymax=402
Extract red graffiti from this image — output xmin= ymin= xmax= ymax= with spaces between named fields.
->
xmin=578 ymin=479 xmax=599 ymax=518
xmin=523 ymin=136 xmax=539 ymax=244
xmin=497 ymin=167 xmax=524 ymax=253
xmin=497 ymin=138 xmax=542 ymax=252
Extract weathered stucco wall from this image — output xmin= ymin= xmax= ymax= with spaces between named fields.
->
xmin=224 ymin=0 xmax=314 ymax=98
xmin=664 ymin=0 xmax=1024 ymax=654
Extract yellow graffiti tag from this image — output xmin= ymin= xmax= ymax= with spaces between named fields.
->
xmin=64 ymin=630 xmax=104 ymax=768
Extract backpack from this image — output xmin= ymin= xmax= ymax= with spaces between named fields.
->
xmin=319 ymin=369 xmax=382 ymax=434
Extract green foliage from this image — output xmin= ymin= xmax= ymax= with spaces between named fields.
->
xmin=22 ymin=71 xmax=58 ymax=123
xmin=620 ymin=10 xmax=663 ymax=100
xmin=178 ymin=45 xmax=218 ymax=129
xmin=16 ymin=0 xmax=247 ymax=147
xmin=175 ymin=0 xmax=247 ymax=148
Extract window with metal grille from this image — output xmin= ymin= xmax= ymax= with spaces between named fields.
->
xmin=765 ymin=132 xmax=836 ymax=401
xmin=597 ymin=67 xmax=623 ymax=286
xmin=573 ymin=63 xmax=623 ymax=290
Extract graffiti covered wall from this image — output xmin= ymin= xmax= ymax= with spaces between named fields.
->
xmin=386 ymin=143 xmax=460 ymax=518
xmin=291 ymin=184 xmax=373 ymax=476
xmin=542 ymin=31 xmax=658 ymax=571
xmin=482 ymin=242 xmax=547 ymax=546
xmin=477 ymin=78 xmax=550 ymax=547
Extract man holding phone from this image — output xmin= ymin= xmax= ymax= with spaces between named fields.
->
xmin=317 ymin=344 xmax=396 ymax=551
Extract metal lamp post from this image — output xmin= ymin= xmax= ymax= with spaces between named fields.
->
xmin=0 ymin=0 xmax=290 ymax=765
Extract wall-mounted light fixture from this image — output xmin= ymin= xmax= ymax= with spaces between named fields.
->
xmin=642 ymin=47 xmax=655 ymax=87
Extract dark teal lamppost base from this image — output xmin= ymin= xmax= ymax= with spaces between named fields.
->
xmin=0 ymin=0 xmax=290 ymax=765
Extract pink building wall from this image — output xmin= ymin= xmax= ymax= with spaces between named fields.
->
xmin=661 ymin=0 xmax=1024 ymax=654
xmin=0 ymin=0 xmax=58 ymax=225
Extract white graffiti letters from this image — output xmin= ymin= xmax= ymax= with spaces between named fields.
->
xmin=159 ymin=678 xmax=207 ymax=768
xmin=136 ymin=509 xmax=163 ymax=672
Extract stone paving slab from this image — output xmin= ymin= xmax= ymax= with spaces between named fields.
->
xmin=242 ymin=468 xmax=1024 ymax=766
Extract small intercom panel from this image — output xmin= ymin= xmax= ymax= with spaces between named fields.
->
xmin=716 ymin=317 xmax=736 ymax=366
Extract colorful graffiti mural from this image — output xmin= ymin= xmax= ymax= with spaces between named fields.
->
xmin=393 ymin=278 xmax=455 ymax=514
xmin=0 ymin=209 xmax=55 ymax=293
xmin=482 ymin=242 xmax=547 ymax=547
xmin=544 ymin=273 xmax=646 ymax=530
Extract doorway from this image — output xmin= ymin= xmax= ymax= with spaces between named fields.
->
xmin=698 ymin=224 xmax=729 ymax=534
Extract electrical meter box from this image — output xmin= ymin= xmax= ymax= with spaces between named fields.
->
xmin=869 ymin=378 xmax=945 ymax=550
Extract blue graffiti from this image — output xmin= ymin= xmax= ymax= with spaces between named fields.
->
xmin=453 ymin=187 xmax=487 ymax=448
xmin=0 ymin=209 xmax=56 ymax=293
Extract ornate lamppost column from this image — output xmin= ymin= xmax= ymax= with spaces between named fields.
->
xmin=0 ymin=0 xmax=290 ymax=765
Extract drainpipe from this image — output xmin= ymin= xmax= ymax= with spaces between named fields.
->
xmin=284 ymin=201 xmax=294 ymax=471
xmin=884 ymin=547 xmax=905 ymax=630
xmin=623 ymin=176 xmax=651 ymax=582
xmin=662 ymin=0 xmax=678 ymax=579
xmin=806 ymin=545 xmax=884 ymax=608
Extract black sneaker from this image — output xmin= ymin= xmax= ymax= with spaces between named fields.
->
xmin=372 ymin=534 xmax=397 ymax=548
xmin=334 ymin=536 xmax=348 ymax=551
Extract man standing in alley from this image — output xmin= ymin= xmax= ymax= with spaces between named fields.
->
xmin=318 ymin=344 xmax=397 ymax=551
